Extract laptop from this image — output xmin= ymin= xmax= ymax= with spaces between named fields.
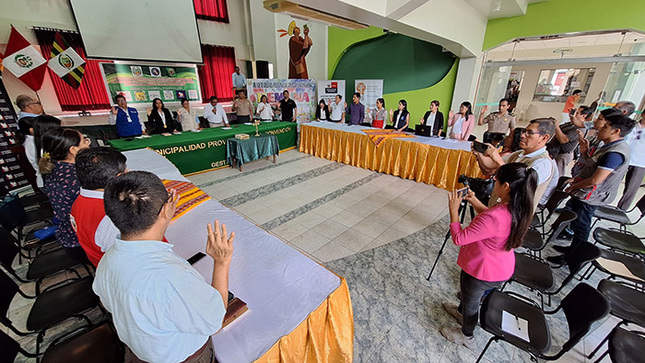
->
xmin=415 ymin=124 xmax=432 ymax=137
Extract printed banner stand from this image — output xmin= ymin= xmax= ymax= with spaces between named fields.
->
xmin=246 ymin=79 xmax=317 ymax=123
xmin=317 ymin=80 xmax=345 ymax=108
xmin=355 ymin=79 xmax=383 ymax=112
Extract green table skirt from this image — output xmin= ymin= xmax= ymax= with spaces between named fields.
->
xmin=227 ymin=134 xmax=279 ymax=166
xmin=108 ymin=122 xmax=297 ymax=174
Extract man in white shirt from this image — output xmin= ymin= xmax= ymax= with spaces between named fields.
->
xmin=474 ymin=118 xmax=558 ymax=207
xmin=231 ymin=66 xmax=246 ymax=97
xmin=93 ymin=171 xmax=235 ymax=363
xmin=329 ymin=95 xmax=345 ymax=123
xmin=203 ymin=96 xmax=229 ymax=128
xmin=16 ymin=94 xmax=45 ymax=187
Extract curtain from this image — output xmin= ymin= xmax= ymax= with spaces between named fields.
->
xmin=198 ymin=45 xmax=236 ymax=102
xmin=33 ymin=30 xmax=111 ymax=112
xmin=193 ymin=0 xmax=229 ymax=23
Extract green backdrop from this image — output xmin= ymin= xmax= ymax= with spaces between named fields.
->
xmin=328 ymin=27 xmax=458 ymax=130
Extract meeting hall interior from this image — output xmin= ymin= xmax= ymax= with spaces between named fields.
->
xmin=1 ymin=0 xmax=645 ymax=362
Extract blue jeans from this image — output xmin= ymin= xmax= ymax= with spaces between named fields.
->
xmin=565 ymin=197 xmax=598 ymax=250
xmin=458 ymin=270 xmax=505 ymax=336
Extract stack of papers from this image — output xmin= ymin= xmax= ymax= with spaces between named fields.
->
xmin=501 ymin=310 xmax=530 ymax=342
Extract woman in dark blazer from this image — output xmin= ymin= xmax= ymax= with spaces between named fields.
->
xmin=147 ymin=98 xmax=178 ymax=134
xmin=421 ymin=100 xmax=444 ymax=136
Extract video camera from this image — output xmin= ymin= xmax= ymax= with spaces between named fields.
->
xmin=457 ymin=174 xmax=495 ymax=206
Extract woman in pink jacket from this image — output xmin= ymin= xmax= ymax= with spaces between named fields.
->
xmin=447 ymin=101 xmax=476 ymax=141
xmin=440 ymin=163 xmax=538 ymax=348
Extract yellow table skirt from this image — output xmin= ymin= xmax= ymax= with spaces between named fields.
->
xmin=299 ymin=125 xmax=481 ymax=190
xmin=255 ymin=278 xmax=354 ymax=363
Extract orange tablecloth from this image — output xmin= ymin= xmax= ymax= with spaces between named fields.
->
xmin=299 ymin=124 xmax=481 ymax=191
xmin=255 ymin=278 xmax=353 ymax=363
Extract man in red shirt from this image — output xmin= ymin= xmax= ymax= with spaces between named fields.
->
xmin=562 ymin=89 xmax=583 ymax=123
xmin=71 ymin=147 xmax=126 ymax=266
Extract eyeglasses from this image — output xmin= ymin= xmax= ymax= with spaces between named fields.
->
xmin=521 ymin=130 xmax=544 ymax=136
xmin=157 ymin=191 xmax=173 ymax=215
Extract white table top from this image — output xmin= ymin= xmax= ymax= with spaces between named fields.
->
xmin=303 ymin=121 xmax=474 ymax=151
xmin=124 ymin=148 xmax=341 ymax=362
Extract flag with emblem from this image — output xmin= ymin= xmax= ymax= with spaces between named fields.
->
xmin=2 ymin=26 xmax=47 ymax=91
xmin=48 ymin=32 xmax=86 ymax=89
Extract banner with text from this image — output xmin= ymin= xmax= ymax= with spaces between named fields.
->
xmin=100 ymin=63 xmax=201 ymax=105
xmin=355 ymin=79 xmax=383 ymax=111
xmin=247 ymin=79 xmax=317 ymax=122
xmin=0 ymin=75 xmax=29 ymax=194
xmin=317 ymin=80 xmax=345 ymax=108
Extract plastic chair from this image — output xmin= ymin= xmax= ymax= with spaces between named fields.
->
xmin=532 ymin=190 xmax=570 ymax=232
xmin=590 ymin=193 xmax=645 ymax=232
xmin=582 ymin=249 xmax=645 ymax=285
xmin=0 ymin=322 xmax=123 ymax=363
xmin=0 ymin=228 xmax=88 ymax=294
xmin=592 ymin=227 xmax=645 ymax=257
xmin=476 ymin=283 xmax=610 ymax=362
xmin=0 ymin=269 xmax=100 ymax=351
xmin=0 ymin=194 xmax=54 ymax=244
xmin=587 ymin=279 xmax=645 ymax=359
xmin=593 ymin=327 xmax=645 ymax=363
xmin=523 ymin=210 xmax=577 ymax=258
xmin=505 ymin=242 xmax=601 ymax=309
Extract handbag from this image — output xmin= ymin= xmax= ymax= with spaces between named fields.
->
xmin=0 ymin=193 xmax=26 ymax=230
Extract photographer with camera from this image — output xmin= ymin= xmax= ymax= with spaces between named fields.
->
xmin=472 ymin=118 xmax=557 ymax=209
xmin=441 ymin=163 xmax=538 ymax=348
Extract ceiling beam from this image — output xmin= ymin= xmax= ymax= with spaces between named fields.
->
xmin=387 ymin=0 xmax=431 ymax=20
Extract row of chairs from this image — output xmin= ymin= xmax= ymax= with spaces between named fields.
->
xmin=0 ymin=188 xmax=124 ymax=362
xmin=474 ymin=183 xmax=645 ymax=362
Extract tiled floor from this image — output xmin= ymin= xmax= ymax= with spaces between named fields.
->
xmin=4 ymin=148 xmax=645 ymax=362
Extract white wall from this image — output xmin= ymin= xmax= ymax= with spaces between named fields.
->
xmin=198 ymin=0 xmax=252 ymax=60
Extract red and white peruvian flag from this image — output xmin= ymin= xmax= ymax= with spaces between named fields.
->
xmin=2 ymin=26 xmax=47 ymax=92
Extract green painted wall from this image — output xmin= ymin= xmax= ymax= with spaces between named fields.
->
xmin=484 ymin=0 xmax=645 ymax=50
xmin=328 ymin=27 xmax=458 ymax=130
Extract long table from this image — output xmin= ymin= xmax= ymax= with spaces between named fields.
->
xmin=300 ymin=122 xmax=481 ymax=190
xmin=109 ymin=122 xmax=297 ymax=175
xmin=122 ymin=149 xmax=353 ymax=362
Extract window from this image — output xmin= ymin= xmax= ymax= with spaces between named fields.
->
xmin=533 ymin=68 xmax=595 ymax=103
xmin=198 ymin=45 xmax=236 ymax=102
xmin=193 ymin=0 xmax=229 ymax=23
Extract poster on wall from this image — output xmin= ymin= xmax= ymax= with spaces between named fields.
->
xmin=246 ymin=79 xmax=316 ymax=122
xmin=317 ymin=80 xmax=345 ymax=108
xmin=355 ymin=79 xmax=383 ymax=111
xmin=99 ymin=63 xmax=200 ymax=105
xmin=0 ymin=75 xmax=29 ymax=194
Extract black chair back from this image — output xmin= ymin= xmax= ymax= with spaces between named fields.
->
xmin=0 ymin=229 xmax=20 ymax=274
xmin=0 ymin=269 xmax=19 ymax=324
xmin=564 ymin=242 xmax=601 ymax=274
xmin=546 ymin=210 xmax=577 ymax=244
xmin=0 ymin=195 xmax=26 ymax=231
xmin=542 ymin=190 xmax=570 ymax=219
xmin=560 ymin=283 xmax=610 ymax=352
xmin=609 ymin=328 xmax=645 ymax=363
xmin=0 ymin=329 xmax=22 ymax=363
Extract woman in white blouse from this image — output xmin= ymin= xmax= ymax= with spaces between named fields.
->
xmin=256 ymin=95 xmax=274 ymax=121
xmin=447 ymin=101 xmax=476 ymax=141
xmin=177 ymin=98 xmax=198 ymax=131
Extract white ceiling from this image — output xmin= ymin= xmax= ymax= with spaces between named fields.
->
xmin=464 ymin=0 xmax=549 ymax=19
xmin=487 ymin=31 xmax=645 ymax=60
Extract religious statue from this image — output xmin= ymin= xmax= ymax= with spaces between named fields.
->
xmin=278 ymin=21 xmax=312 ymax=79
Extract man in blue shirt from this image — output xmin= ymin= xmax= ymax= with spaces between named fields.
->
xmin=547 ymin=113 xmax=634 ymax=265
xmin=108 ymin=94 xmax=145 ymax=138
xmin=94 ymin=171 xmax=235 ymax=363
xmin=345 ymin=92 xmax=365 ymax=125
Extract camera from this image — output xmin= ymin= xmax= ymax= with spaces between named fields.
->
xmin=458 ymin=174 xmax=495 ymax=205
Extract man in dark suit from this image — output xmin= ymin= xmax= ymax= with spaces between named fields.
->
xmin=421 ymin=100 xmax=444 ymax=136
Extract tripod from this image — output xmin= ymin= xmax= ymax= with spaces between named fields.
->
xmin=426 ymin=199 xmax=475 ymax=281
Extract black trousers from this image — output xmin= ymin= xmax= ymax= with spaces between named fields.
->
xmin=458 ymin=270 xmax=505 ymax=336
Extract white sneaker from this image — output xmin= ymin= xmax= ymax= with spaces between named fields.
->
xmin=440 ymin=326 xmax=476 ymax=350
xmin=443 ymin=302 xmax=463 ymax=325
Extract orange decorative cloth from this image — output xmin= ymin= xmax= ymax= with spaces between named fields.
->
xmin=162 ymin=179 xmax=211 ymax=220
xmin=362 ymin=129 xmax=414 ymax=147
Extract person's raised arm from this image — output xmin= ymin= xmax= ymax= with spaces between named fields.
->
xmin=108 ymin=107 xmax=118 ymax=125
xmin=478 ymin=105 xmax=488 ymax=126
xmin=552 ymin=118 xmax=569 ymax=143
xmin=206 ymin=220 xmax=235 ymax=309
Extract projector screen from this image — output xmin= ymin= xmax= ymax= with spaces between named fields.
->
xmin=70 ymin=0 xmax=202 ymax=63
